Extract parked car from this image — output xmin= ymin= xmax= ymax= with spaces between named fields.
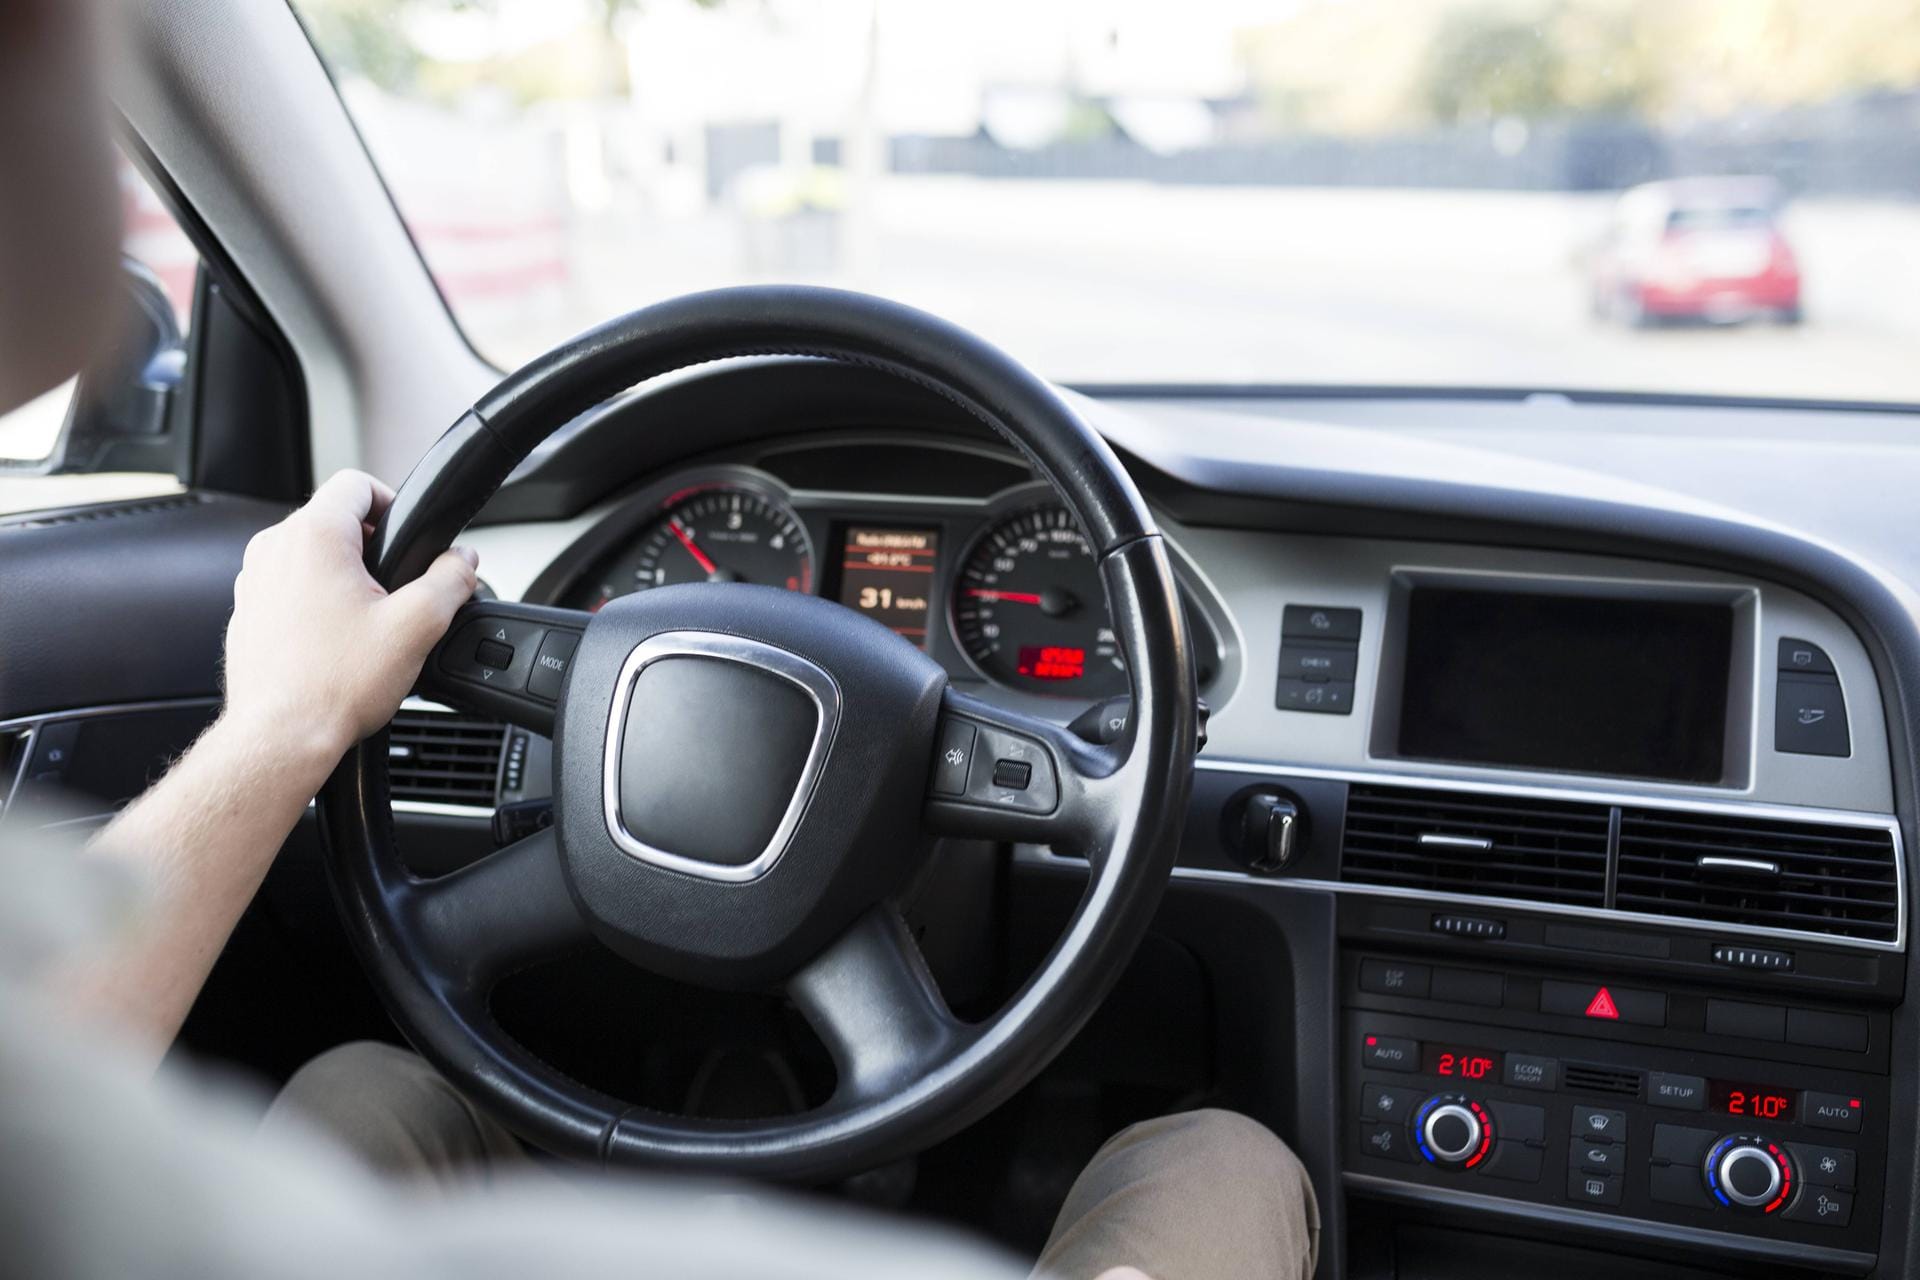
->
xmin=1591 ymin=177 xmax=1803 ymax=326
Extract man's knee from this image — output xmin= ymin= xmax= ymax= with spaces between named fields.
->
xmin=262 ymin=1040 xmax=522 ymax=1187
xmin=273 ymin=1041 xmax=447 ymax=1139
xmin=1040 ymin=1109 xmax=1319 ymax=1279
xmin=1111 ymin=1107 xmax=1304 ymax=1186
xmin=279 ymin=1041 xmax=437 ymax=1113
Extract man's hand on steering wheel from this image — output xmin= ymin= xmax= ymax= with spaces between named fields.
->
xmin=69 ymin=472 xmax=479 ymax=1056
xmin=224 ymin=470 xmax=479 ymax=785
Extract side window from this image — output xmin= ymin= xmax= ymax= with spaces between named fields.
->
xmin=0 ymin=150 xmax=198 ymax=516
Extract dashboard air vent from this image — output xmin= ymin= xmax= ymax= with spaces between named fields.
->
xmin=7 ymin=492 xmax=207 ymax=530
xmin=388 ymin=708 xmax=505 ymax=808
xmin=1614 ymin=808 xmax=1898 ymax=944
xmin=1341 ymin=784 xmax=1610 ymax=907
xmin=1563 ymin=1063 xmax=1642 ymax=1099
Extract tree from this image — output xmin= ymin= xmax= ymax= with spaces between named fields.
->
xmin=1422 ymin=7 xmax=1566 ymax=123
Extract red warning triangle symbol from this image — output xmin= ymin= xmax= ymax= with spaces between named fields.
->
xmin=1585 ymin=987 xmax=1620 ymax=1019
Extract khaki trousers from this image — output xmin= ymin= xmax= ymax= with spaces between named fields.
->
xmin=262 ymin=1042 xmax=1319 ymax=1280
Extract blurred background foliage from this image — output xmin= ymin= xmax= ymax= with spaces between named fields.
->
xmin=300 ymin=0 xmax=1920 ymax=133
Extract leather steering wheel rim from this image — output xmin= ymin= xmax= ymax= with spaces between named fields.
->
xmin=316 ymin=286 xmax=1197 ymax=1181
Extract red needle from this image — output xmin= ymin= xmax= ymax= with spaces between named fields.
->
xmin=967 ymin=588 xmax=1044 ymax=605
xmin=667 ymin=519 xmax=718 ymax=575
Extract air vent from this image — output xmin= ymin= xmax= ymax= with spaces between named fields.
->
xmin=1341 ymin=784 xmax=1610 ymax=907
xmin=1615 ymin=808 xmax=1898 ymax=944
xmin=388 ymin=708 xmax=506 ymax=808
xmin=1563 ymin=1063 xmax=1642 ymax=1099
xmin=7 ymin=492 xmax=207 ymax=529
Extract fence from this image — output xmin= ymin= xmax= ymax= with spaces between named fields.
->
xmin=890 ymin=93 xmax=1920 ymax=198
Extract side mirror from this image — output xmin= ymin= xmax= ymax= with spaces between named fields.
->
xmin=48 ymin=256 xmax=187 ymax=474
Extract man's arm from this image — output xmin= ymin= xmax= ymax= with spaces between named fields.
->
xmin=63 ymin=470 xmax=477 ymax=1061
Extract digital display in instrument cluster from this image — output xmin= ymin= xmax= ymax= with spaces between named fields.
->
xmin=838 ymin=526 xmax=939 ymax=647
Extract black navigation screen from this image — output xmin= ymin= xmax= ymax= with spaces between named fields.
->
xmin=1397 ymin=588 xmax=1733 ymax=782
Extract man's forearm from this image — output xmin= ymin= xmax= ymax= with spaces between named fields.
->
xmin=66 ymin=713 xmax=339 ymax=1062
xmin=47 ymin=471 xmax=476 ymax=1066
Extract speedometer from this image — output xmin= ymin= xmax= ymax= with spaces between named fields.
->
xmin=574 ymin=483 xmax=813 ymax=610
xmin=950 ymin=505 xmax=1126 ymax=698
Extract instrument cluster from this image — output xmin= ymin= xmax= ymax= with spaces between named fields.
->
xmin=550 ymin=465 xmax=1223 ymax=704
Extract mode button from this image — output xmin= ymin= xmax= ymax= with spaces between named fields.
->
xmin=526 ymin=629 xmax=582 ymax=702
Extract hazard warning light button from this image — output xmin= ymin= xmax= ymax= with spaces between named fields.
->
xmin=1540 ymin=980 xmax=1667 ymax=1027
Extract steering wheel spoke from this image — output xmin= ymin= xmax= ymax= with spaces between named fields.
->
xmin=922 ymin=687 xmax=1123 ymax=852
xmin=415 ymin=600 xmax=591 ymax=737
xmin=786 ymin=906 xmax=964 ymax=1105
xmin=405 ymin=827 xmax=590 ymax=993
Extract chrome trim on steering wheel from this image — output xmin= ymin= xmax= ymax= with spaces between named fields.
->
xmin=601 ymin=629 xmax=840 ymax=883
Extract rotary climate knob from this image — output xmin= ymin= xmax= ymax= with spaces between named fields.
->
xmin=1705 ymin=1135 xmax=1793 ymax=1212
xmin=1416 ymin=1094 xmax=1492 ymax=1169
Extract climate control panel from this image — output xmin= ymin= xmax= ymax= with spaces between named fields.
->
xmin=1343 ymin=1007 xmax=1884 ymax=1269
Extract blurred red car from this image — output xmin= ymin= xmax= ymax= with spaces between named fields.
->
xmin=1591 ymin=177 xmax=1802 ymax=326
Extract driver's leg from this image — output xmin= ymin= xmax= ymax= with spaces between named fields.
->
xmin=1033 ymin=1109 xmax=1319 ymax=1280
xmin=258 ymin=1041 xmax=533 ymax=1191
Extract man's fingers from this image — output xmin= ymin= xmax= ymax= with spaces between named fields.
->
xmin=385 ymin=546 xmax=480 ymax=651
xmin=364 ymin=475 xmax=398 ymax=526
xmin=308 ymin=469 xmax=395 ymax=528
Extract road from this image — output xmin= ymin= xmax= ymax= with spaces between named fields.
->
xmin=535 ymin=181 xmax=1920 ymax=405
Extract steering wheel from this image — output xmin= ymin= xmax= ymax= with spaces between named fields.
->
xmin=317 ymin=287 xmax=1197 ymax=1181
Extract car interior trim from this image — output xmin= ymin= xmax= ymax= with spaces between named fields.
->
xmin=1343 ymin=1171 xmax=1876 ymax=1274
xmin=1022 ymin=753 xmax=1907 ymax=953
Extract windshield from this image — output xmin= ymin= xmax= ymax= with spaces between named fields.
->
xmin=291 ymin=0 xmax=1920 ymax=402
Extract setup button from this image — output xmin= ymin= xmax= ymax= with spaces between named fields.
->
xmin=1648 ymin=1073 xmax=1708 ymax=1110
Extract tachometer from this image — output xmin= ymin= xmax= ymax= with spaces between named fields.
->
xmin=951 ymin=505 xmax=1126 ymax=698
xmin=577 ymin=483 xmax=812 ymax=610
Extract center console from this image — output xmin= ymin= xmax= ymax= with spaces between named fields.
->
xmin=1342 ymin=939 xmax=1887 ymax=1272
xmin=1113 ymin=528 xmax=1912 ymax=1272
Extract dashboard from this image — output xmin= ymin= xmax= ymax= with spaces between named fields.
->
xmin=442 ymin=362 xmax=1916 ymax=1277
xmin=12 ymin=359 xmax=1911 ymax=1277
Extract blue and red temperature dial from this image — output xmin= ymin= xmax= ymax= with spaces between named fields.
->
xmin=1414 ymin=1093 xmax=1494 ymax=1170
